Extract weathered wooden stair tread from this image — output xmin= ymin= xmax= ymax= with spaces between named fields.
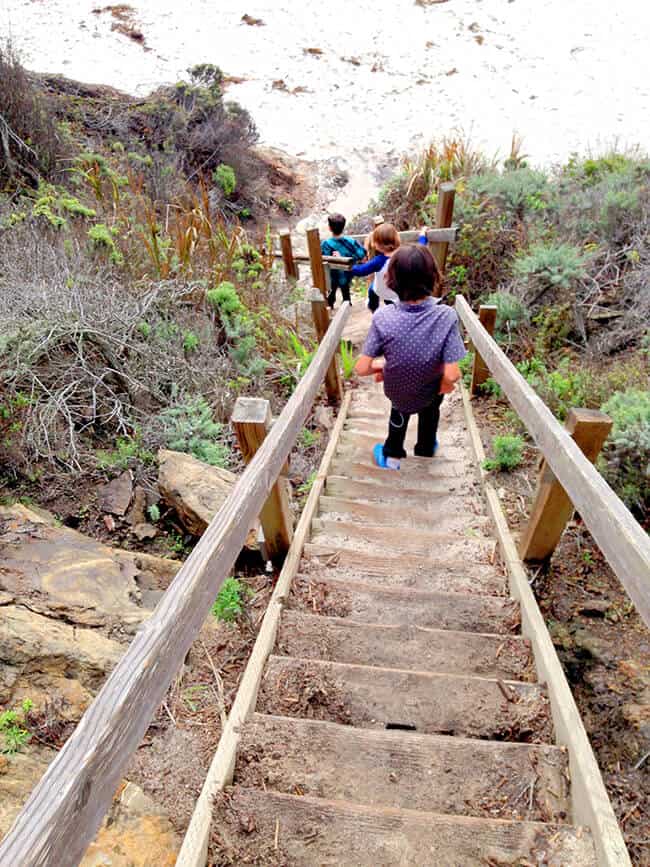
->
xmin=310 ymin=521 xmax=494 ymax=562
xmin=318 ymin=494 xmax=491 ymax=531
xmin=213 ymin=788 xmax=597 ymax=866
xmin=331 ymin=455 xmax=471 ymax=483
xmin=277 ymin=610 xmax=534 ymax=679
xmin=291 ymin=574 xmax=520 ymax=633
xmin=260 ymin=655 xmax=553 ymax=743
xmin=237 ymin=713 xmax=571 ymax=823
xmin=325 ymin=473 xmax=476 ymax=505
xmin=300 ymin=551 xmax=508 ymax=595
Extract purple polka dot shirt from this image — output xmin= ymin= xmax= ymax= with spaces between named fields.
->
xmin=362 ymin=298 xmax=467 ymax=414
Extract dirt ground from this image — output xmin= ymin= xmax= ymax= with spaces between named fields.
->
xmin=472 ymin=393 xmax=650 ymax=865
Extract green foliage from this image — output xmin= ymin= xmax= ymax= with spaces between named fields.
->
xmin=0 ymin=699 xmax=32 ymax=755
xmin=532 ymin=304 xmax=572 ymax=355
xmin=277 ymin=197 xmax=294 ymax=214
xmin=296 ymin=471 xmax=317 ymax=498
xmin=483 ymin=435 xmax=525 ymax=472
xmin=516 ymin=356 xmax=592 ymax=421
xmin=299 ymin=427 xmax=320 ymax=449
xmin=281 ymin=331 xmax=316 ymax=390
xmin=137 ymin=321 xmax=152 ymax=339
xmin=468 ymin=168 xmax=549 ymax=219
xmin=206 ymin=282 xmax=265 ymax=377
xmin=459 ymin=352 xmax=473 ymax=387
xmin=513 ymin=242 xmax=586 ymax=296
xmin=96 ymin=435 xmax=154 ymax=470
xmin=340 ymin=341 xmax=356 ymax=379
xmin=600 ymin=389 xmax=650 ymax=515
xmin=478 ymin=377 xmax=502 ymax=397
xmin=183 ymin=330 xmax=199 ymax=352
xmin=88 ymin=223 xmax=123 ymax=265
xmin=212 ymin=577 xmax=248 ymax=622
xmin=482 ymin=291 xmax=528 ymax=340
xmin=158 ymin=396 xmax=230 ymax=467
xmin=147 ymin=504 xmax=161 ymax=523
xmin=213 ymin=163 xmax=236 ymax=198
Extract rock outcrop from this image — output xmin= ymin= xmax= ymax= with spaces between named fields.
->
xmin=157 ymin=449 xmax=257 ymax=545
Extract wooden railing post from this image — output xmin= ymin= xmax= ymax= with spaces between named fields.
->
xmin=279 ymin=230 xmax=298 ymax=280
xmin=519 ymin=408 xmax=612 ymax=562
xmin=470 ymin=305 xmax=497 ymax=394
xmin=306 ymin=227 xmax=328 ymax=299
xmin=232 ymin=397 xmax=293 ymax=562
xmin=309 ymin=288 xmax=342 ymax=404
xmin=431 ymin=181 xmax=456 ymax=285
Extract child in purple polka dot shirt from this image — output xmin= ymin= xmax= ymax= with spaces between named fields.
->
xmin=355 ymin=237 xmax=466 ymax=470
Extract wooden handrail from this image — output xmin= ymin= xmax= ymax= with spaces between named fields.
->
xmin=0 ymin=303 xmax=352 ymax=867
xmin=455 ymin=295 xmax=650 ymax=628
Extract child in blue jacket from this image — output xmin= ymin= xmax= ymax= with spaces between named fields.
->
xmin=321 ymin=213 xmax=366 ymax=308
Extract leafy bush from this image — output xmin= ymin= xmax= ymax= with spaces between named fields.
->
xmin=516 ymin=356 xmax=593 ymax=421
xmin=158 ymin=396 xmax=231 ymax=467
xmin=212 ymin=577 xmax=248 ymax=622
xmin=600 ymin=389 xmax=650 ymax=516
xmin=483 ymin=435 xmax=525 ymax=471
xmin=96 ymin=435 xmax=154 ymax=470
xmin=482 ymin=291 xmax=528 ymax=341
xmin=213 ymin=163 xmax=236 ymax=198
xmin=459 ymin=352 xmax=473 ymax=387
xmin=340 ymin=341 xmax=356 ymax=379
xmin=281 ymin=331 xmax=316 ymax=390
xmin=206 ymin=281 xmax=265 ymax=377
xmin=1 ymin=699 xmax=33 ymax=754
xmin=468 ymin=168 xmax=549 ymax=220
xmin=88 ymin=223 xmax=123 ymax=265
xmin=513 ymin=242 xmax=586 ymax=302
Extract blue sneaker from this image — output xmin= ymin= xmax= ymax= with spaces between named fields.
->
xmin=373 ymin=443 xmax=400 ymax=470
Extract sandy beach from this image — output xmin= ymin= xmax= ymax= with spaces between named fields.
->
xmin=2 ymin=0 xmax=649 ymax=210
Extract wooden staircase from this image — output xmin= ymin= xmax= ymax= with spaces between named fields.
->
xmin=210 ymin=380 xmax=598 ymax=865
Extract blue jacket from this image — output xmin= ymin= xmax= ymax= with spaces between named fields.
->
xmin=321 ymin=235 xmax=366 ymax=291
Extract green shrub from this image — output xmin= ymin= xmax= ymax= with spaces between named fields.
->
xmin=212 ymin=577 xmax=248 ymax=622
xmin=158 ymin=396 xmax=230 ymax=467
xmin=88 ymin=223 xmax=123 ymax=265
xmin=600 ymin=389 xmax=650 ymax=515
xmin=468 ymin=168 xmax=549 ymax=219
xmin=483 ymin=435 xmax=525 ymax=471
xmin=340 ymin=341 xmax=356 ymax=379
xmin=147 ymin=504 xmax=161 ymax=523
xmin=206 ymin=281 xmax=243 ymax=317
xmin=277 ymin=197 xmax=294 ymax=214
xmin=96 ymin=435 xmax=154 ymax=470
xmin=213 ymin=163 xmax=236 ymax=198
xmin=513 ymin=242 xmax=586 ymax=299
xmin=183 ymin=330 xmax=199 ymax=352
xmin=478 ymin=377 xmax=502 ymax=397
xmin=1 ymin=699 xmax=32 ymax=755
xmin=482 ymin=291 xmax=528 ymax=340
xmin=281 ymin=331 xmax=316 ymax=390
xmin=459 ymin=352 xmax=473 ymax=387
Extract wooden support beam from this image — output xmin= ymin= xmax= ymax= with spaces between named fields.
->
xmin=430 ymin=182 xmax=456 ymax=282
xmin=232 ymin=397 xmax=293 ymax=562
xmin=306 ymin=227 xmax=328 ymax=298
xmin=310 ymin=288 xmax=343 ymax=404
xmin=470 ymin=305 xmax=497 ymax=395
xmin=519 ymin=409 xmax=612 ymax=563
xmin=279 ymin=230 xmax=298 ymax=280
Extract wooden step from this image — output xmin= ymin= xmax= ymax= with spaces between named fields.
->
xmin=277 ymin=610 xmax=534 ymax=680
xmin=310 ymin=521 xmax=495 ymax=562
xmin=331 ymin=454 xmax=469 ymax=481
xmin=328 ymin=464 xmax=478 ymax=496
xmin=291 ymin=575 xmax=520 ymax=633
xmin=301 ymin=549 xmax=508 ymax=596
xmin=237 ymin=713 xmax=570 ymax=823
xmin=337 ymin=441 xmax=470 ymax=467
xmin=259 ymin=656 xmax=553 ymax=742
xmin=318 ymin=494 xmax=490 ymax=531
xmin=211 ymin=789 xmax=596 ymax=865
xmin=325 ymin=474 xmax=472 ymax=504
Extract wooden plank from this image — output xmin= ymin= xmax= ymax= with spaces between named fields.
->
xmin=310 ymin=289 xmax=342 ymax=403
xmin=456 ymin=294 xmax=650 ymax=629
xmin=470 ymin=305 xmax=497 ymax=394
xmin=0 ymin=305 xmax=352 ymax=867
xmin=175 ymin=390 xmax=352 ymax=867
xmin=348 ymin=226 xmax=458 ymax=244
xmin=279 ymin=231 xmax=298 ymax=280
xmin=460 ymin=383 xmax=631 ymax=866
xmin=306 ymin=227 xmax=327 ymax=298
xmin=273 ymin=252 xmax=353 ymax=271
xmin=232 ymin=397 xmax=293 ymax=562
xmin=519 ymin=409 xmax=612 ymax=562
xmin=430 ymin=182 xmax=456 ymax=278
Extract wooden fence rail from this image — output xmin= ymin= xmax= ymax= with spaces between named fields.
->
xmin=0 ymin=303 xmax=352 ymax=867
xmin=456 ymin=295 xmax=650 ymax=628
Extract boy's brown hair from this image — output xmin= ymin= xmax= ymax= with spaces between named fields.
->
xmin=386 ymin=244 xmax=443 ymax=302
xmin=327 ymin=213 xmax=346 ymax=235
xmin=371 ymin=222 xmax=400 ymax=253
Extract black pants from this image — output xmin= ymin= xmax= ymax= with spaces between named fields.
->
xmin=328 ymin=282 xmax=351 ymax=309
xmin=368 ymin=288 xmax=393 ymax=313
xmin=383 ymin=395 xmax=444 ymax=459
